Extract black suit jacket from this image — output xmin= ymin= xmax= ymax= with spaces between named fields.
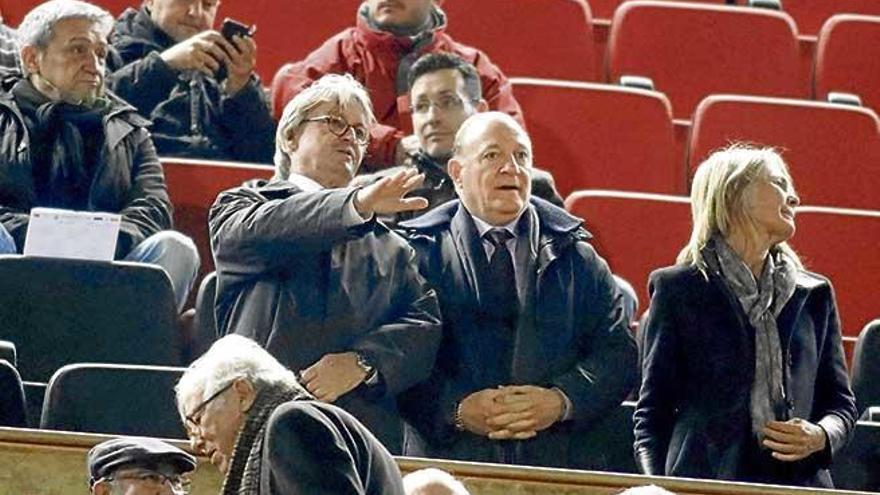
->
xmin=634 ymin=246 xmax=857 ymax=487
xmin=261 ymin=400 xmax=404 ymax=495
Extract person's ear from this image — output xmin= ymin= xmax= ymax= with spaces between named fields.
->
xmin=20 ymin=45 xmax=41 ymax=76
xmin=475 ymin=99 xmax=489 ymax=112
xmin=448 ymin=157 xmax=464 ymax=189
xmin=232 ymin=378 xmax=256 ymax=412
xmin=282 ymin=125 xmax=300 ymax=153
xmin=91 ymin=480 xmax=111 ymax=495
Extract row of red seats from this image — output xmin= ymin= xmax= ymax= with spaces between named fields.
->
xmin=513 ymin=79 xmax=880 ymax=210
xmin=3 ymin=1 xmax=880 ymax=119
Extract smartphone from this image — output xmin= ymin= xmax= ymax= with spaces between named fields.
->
xmin=220 ymin=18 xmax=255 ymax=41
xmin=217 ymin=18 xmax=255 ymax=81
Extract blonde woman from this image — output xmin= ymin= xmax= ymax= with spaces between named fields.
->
xmin=633 ymin=145 xmax=856 ymax=487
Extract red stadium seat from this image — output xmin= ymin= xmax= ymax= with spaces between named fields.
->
xmin=688 ymin=94 xmax=880 ymax=210
xmin=441 ymin=0 xmax=598 ymax=80
xmin=565 ymin=190 xmax=691 ymax=307
xmin=781 ymin=0 xmax=880 ymax=36
xmin=162 ymin=158 xmax=273 ymax=275
xmin=513 ymin=78 xmax=684 ymax=197
xmin=588 ymin=0 xmax=731 ymax=20
xmin=221 ymin=0 xmax=361 ymax=83
xmin=790 ymin=207 xmax=880 ymax=339
xmin=607 ymin=1 xmax=807 ymax=119
xmin=1 ymin=0 xmax=132 ymax=26
xmin=815 ymin=15 xmax=880 ymax=117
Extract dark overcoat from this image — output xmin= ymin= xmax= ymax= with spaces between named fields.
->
xmin=209 ymin=179 xmax=442 ymax=453
xmin=398 ymin=198 xmax=638 ymax=468
xmin=634 ymin=245 xmax=857 ymax=487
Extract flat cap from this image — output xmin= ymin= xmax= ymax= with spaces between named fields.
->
xmin=87 ymin=437 xmax=196 ymax=484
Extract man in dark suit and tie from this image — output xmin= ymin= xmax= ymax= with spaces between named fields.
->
xmin=399 ymin=112 xmax=638 ymax=469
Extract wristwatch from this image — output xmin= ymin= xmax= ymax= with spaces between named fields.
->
xmin=354 ymin=352 xmax=378 ymax=386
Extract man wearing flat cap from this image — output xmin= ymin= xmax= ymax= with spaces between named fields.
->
xmin=87 ymin=437 xmax=196 ymax=495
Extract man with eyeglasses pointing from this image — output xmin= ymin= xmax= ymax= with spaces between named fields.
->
xmin=208 ymin=73 xmax=442 ymax=455
xmin=87 ymin=437 xmax=196 ymax=495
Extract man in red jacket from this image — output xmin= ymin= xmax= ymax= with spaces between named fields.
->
xmin=271 ymin=0 xmax=523 ymax=171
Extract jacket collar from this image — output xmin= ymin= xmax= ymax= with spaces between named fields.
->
xmin=355 ymin=3 xmax=447 ymax=50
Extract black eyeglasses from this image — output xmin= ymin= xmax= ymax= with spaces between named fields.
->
xmin=104 ymin=469 xmax=192 ymax=495
xmin=184 ymin=380 xmax=236 ymax=432
xmin=304 ymin=115 xmax=370 ymax=145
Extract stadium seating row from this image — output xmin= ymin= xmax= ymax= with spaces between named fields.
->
xmin=3 ymin=1 xmax=880 ymax=118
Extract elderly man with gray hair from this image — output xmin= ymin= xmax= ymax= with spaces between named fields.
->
xmin=209 ymin=73 xmax=442 ymax=454
xmin=0 ymin=0 xmax=199 ymax=311
xmin=177 ymin=334 xmax=405 ymax=494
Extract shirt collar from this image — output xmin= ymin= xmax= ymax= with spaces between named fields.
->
xmin=469 ymin=207 xmax=526 ymax=240
xmin=287 ymin=173 xmax=324 ymax=192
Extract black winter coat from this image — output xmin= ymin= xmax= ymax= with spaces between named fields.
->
xmin=0 ymin=76 xmax=172 ymax=258
xmin=107 ymin=7 xmax=275 ymax=163
xmin=398 ymin=198 xmax=638 ymax=468
xmin=209 ymin=179 xmax=442 ymax=453
xmin=634 ymin=247 xmax=857 ymax=487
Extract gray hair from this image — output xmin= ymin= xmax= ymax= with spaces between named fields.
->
xmin=403 ymin=468 xmax=471 ymax=495
xmin=274 ymin=73 xmax=376 ymax=180
xmin=17 ymin=0 xmax=113 ymax=76
xmin=175 ymin=335 xmax=301 ymax=419
xmin=618 ymin=485 xmax=676 ymax=495
xmin=451 ymin=111 xmax=531 ymax=158
xmin=678 ymin=143 xmax=802 ymax=271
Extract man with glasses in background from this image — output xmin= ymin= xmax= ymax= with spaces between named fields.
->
xmin=87 ymin=437 xmax=196 ymax=495
xmin=208 ymin=73 xmax=442 ymax=454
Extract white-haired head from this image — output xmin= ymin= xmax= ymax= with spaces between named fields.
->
xmin=403 ymin=468 xmax=471 ymax=495
xmin=618 ymin=485 xmax=676 ymax=495
xmin=175 ymin=335 xmax=302 ymax=420
xmin=274 ymin=73 xmax=376 ymax=180
xmin=17 ymin=0 xmax=112 ymax=76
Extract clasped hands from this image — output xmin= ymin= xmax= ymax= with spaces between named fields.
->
xmin=458 ymin=385 xmax=565 ymax=440
xmin=762 ymin=418 xmax=828 ymax=462
xmin=299 ymin=352 xmax=367 ymax=403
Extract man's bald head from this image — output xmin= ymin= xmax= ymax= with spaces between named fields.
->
xmin=448 ymin=112 xmax=533 ymax=226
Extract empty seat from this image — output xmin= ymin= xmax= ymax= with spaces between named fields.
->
xmin=0 ymin=359 xmax=26 ymax=427
xmin=790 ymin=207 xmax=880 ymax=340
xmin=222 ymin=0 xmax=361 ymax=83
xmin=688 ymin=94 xmax=880 ymax=210
xmin=41 ymin=363 xmax=187 ymax=438
xmin=512 ymin=78 xmax=684 ymax=197
xmin=0 ymin=340 xmax=15 ymax=367
xmin=565 ymin=190 xmax=691 ymax=306
xmin=852 ymin=320 xmax=880 ymax=418
xmin=815 ymin=15 xmax=880 ymax=116
xmin=442 ymin=0 xmax=598 ymax=80
xmin=831 ymin=420 xmax=880 ymax=492
xmin=607 ymin=1 xmax=807 ymax=119
xmin=193 ymin=271 xmax=218 ymax=358
xmin=782 ymin=0 xmax=880 ymax=36
xmin=589 ymin=0 xmax=732 ymax=20
xmin=0 ymin=255 xmax=181 ymax=381
xmin=162 ymin=158 xmax=273 ymax=276
xmin=0 ymin=0 xmax=132 ymax=26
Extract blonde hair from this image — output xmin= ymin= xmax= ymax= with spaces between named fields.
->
xmin=677 ymin=144 xmax=802 ymax=271
xmin=274 ymin=73 xmax=376 ymax=180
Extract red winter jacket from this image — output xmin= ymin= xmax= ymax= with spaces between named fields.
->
xmin=271 ymin=8 xmax=524 ymax=170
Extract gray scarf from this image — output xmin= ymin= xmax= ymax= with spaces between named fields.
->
xmin=712 ymin=236 xmax=797 ymax=444
xmin=221 ymin=384 xmax=307 ymax=495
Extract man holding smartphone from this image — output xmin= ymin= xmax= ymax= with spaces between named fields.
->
xmin=107 ymin=0 xmax=275 ymax=163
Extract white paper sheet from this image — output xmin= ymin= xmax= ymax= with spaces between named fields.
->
xmin=23 ymin=208 xmax=121 ymax=262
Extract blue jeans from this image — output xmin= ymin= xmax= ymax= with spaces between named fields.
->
xmin=124 ymin=231 xmax=200 ymax=312
xmin=0 ymin=224 xmax=199 ymax=311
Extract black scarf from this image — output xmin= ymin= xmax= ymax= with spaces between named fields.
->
xmin=12 ymin=79 xmax=110 ymax=209
xmin=221 ymin=384 xmax=307 ymax=495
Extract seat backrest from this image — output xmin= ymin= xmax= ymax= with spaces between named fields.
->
xmin=790 ymin=207 xmax=880 ymax=339
xmin=442 ymin=0 xmax=598 ymax=80
xmin=193 ymin=271 xmax=218 ymax=359
xmin=41 ymin=363 xmax=187 ymax=438
xmin=815 ymin=15 xmax=880 ymax=117
xmin=222 ymin=0 xmax=361 ymax=83
xmin=589 ymin=0 xmax=733 ymax=20
xmin=688 ymin=95 xmax=880 ymax=210
xmin=0 ymin=256 xmax=180 ymax=382
xmin=782 ymin=0 xmax=880 ymax=36
xmin=512 ymin=78 xmax=684 ymax=197
xmin=830 ymin=420 xmax=880 ymax=492
xmin=607 ymin=1 xmax=806 ymax=119
xmin=0 ymin=339 xmax=15 ymax=367
xmin=0 ymin=0 xmax=131 ymax=26
xmin=162 ymin=158 xmax=274 ymax=276
xmin=565 ymin=190 xmax=691 ymax=306
xmin=852 ymin=320 xmax=880 ymax=417
xmin=0 ymin=359 xmax=26 ymax=427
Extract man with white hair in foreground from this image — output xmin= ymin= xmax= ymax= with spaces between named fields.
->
xmin=176 ymin=334 xmax=405 ymax=494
